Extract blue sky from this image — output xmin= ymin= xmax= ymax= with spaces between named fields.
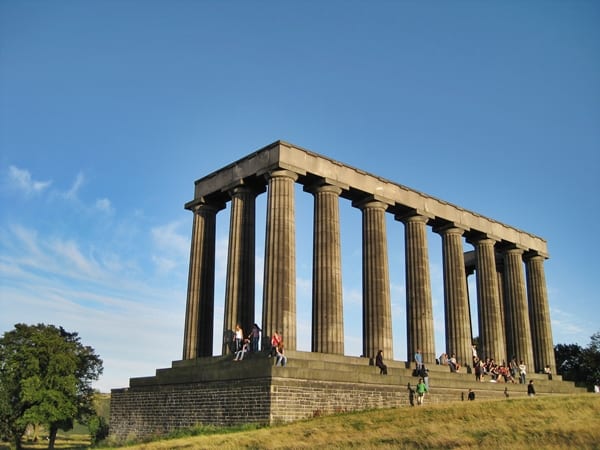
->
xmin=1 ymin=1 xmax=598 ymax=392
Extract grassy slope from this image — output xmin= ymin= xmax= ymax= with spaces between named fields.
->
xmin=112 ymin=394 xmax=600 ymax=450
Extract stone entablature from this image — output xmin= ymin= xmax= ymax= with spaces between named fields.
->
xmin=186 ymin=141 xmax=547 ymax=256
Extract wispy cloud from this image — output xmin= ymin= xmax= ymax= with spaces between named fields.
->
xmin=64 ymin=172 xmax=85 ymax=200
xmin=7 ymin=165 xmax=52 ymax=194
xmin=150 ymin=221 xmax=189 ymax=274
xmin=95 ymin=198 xmax=114 ymax=214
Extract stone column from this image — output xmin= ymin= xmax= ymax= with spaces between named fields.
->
xmin=305 ymin=183 xmax=344 ymax=354
xmin=401 ymin=213 xmax=435 ymax=366
xmin=436 ymin=225 xmax=472 ymax=368
xmin=222 ymin=185 xmax=260 ymax=355
xmin=469 ymin=235 xmax=506 ymax=362
xmin=354 ymin=198 xmax=393 ymax=359
xmin=262 ymin=170 xmax=298 ymax=350
xmin=503 ymin=247 xmax=534 ymax=367
xmin=525 ymin=252 xmax=555 ymax=373
xmin=182 ymin=201 xmax=225 ymax=359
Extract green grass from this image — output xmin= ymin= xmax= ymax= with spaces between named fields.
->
xmin=103 ymin=394 xmax=600 ymax=450
xmin=3 ymin=394 xmax=599 ymax=449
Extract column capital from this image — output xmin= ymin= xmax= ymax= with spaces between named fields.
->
xmin=396 ymin=211 xmax=433 ymax=225
xmin=225 ymin=181 xmax=266 ymax=197
xmin=352 ymin=195 xmax=390 ymax=211
xmin=433 ymin=223 xmax=468 ymax=236
xmin=264 ymin=169 xmax=299 ymax=182
xmin=466 ymin=232 xmax=500 ymax=246
xmin=524 ymin=250 xmax=549 ymax=261
xmin=303 ymin=182 xmax=343 ymax=196
xmin=190 ymin=200 xmax=226 ymax=214
xmin=503 ymin=246 xmax=525 ymax=258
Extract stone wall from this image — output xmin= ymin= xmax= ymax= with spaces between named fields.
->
xmin=110 ymin=376 xmax=416 ymax=442
xmin=110 ymin=379 xmax=272 ymax=442
xmin=109 ymin=352 xmax=583 ymax=443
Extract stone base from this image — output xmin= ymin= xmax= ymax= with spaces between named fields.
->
xmin=109 ymin=350 xmax=582 ymax=442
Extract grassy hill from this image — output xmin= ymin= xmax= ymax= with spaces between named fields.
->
xmin=108 ymin=393 xmax=600 ymax=450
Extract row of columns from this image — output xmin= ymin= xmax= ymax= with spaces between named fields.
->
xmin=182 ymin=173 xmax=555 ymax=373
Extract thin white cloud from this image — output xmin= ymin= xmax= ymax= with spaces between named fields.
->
xmin=151 ymin=221 xmax=189 ymax=256
xmin=49 ymin=238 xmax=100 ymax=278
xmin=7 ymin=165 xmax=52 ymax=194
xmin=64 ymin=172 xmax=85 ymax=199
xmin=152 ymin=254 xmax=177 ymax=274
xmin=95 ymin=198 xmax=113 ymax=213
xmin=2 ymin=224 xmax=113 ymax=287
xmin=150 ymin=221 xmax=190 ymax=274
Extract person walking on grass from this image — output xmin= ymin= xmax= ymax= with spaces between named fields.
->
xmin=416 ymin=377 xmax=428 ymax=405
xmin=528 ymin=379 xmax=536 ymax=397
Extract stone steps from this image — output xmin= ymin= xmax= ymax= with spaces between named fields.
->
xmin=130 ymin=350 xmax=582 ymax=397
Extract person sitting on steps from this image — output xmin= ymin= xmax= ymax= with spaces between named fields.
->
xmin=375 ymin=349 xmax=388 ymax=375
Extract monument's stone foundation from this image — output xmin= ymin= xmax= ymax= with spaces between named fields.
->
xmin=109 ymin=351 xmax=581 ymax=442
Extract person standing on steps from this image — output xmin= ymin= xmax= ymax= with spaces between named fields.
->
xmin=414 ymin=348 xmax=423 ymax=372
xmin=249 ymin=323 xmax=261 ymax=353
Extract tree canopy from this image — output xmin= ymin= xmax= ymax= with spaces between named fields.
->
xmin=555 ymin=332 xmax=600 ymax=390
xmin=0 ymin=323 xmax=103 ymax=450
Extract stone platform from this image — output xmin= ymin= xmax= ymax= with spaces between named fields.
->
xmin=109 ymin=351 xmax=583 ymax=442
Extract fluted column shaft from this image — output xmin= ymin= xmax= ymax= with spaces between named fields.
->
xmin=356 ymin=199 xmax=392 ymax=359
xmin=182 ymin=202 xmax=224 ymax=359
xmin=525 ymin=253 xmax=555 ymax=373
xmin=306 ymin=183 xmax=344 ymax=354
xmin=262 ymin=170 xmax=298 ymax=350
xmin=471 ymin=236 xmax=506 ymax=362
xmin=222 ymin=185 xmax=259 ymax=354
xmin=402 ymin=214 xmax=435 ymax=365
xmin=437 ymin=226 xmax=472 ymax=368
xmin=503 ymin=247 xmax=534 ymax=367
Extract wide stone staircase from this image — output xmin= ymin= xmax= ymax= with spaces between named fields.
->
xmin=131 ymin=349 xmax=585 ymax=403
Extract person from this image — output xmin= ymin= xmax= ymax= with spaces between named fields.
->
xmin=467 ymin=389 xmax=475 ymax=401
xmin=375 ymin=349 xmax=388 ymax=375
xmin=275 ymin=341 xmax=287 ymax=367
xmin=471 ymin=344 xmax=478 ymax=361
xmin=416 ymin=377 xmax=428 ymax=405
xmin=233 ymin=324 xmax=244 ymax=352
xmin=509 ymin=357 xmax=519 ymax=379
xmin=544 ymin=364 xmax=553 ymax=381
xmin=438 ymin=352 xmax=448 ymax=366
xmin=421 ymin=365 xmax=429 ymax=390
xmin=414 ymin=349 xmax=423 ymax=372
xmin=269 ymin=331 xmax=281 ymax=357
xmin=233 ymin=338 xmax=250 ymax=361
xmin=474 ymin=357 xmax=483 ymax=382
xmin=519 ymin=360 xmax=527 ymax=384
xmin=504 ymin=387 xmax=509 ymax=398
xmin=249 ymin=323 xmax=261 ymax=353
xmin=527 ymin=379 xmax=536 ymax=397
xmin=407 ymin=382 xmax=416 ymax=406
xmin=448 ymin=353 xmax=461 ymax=373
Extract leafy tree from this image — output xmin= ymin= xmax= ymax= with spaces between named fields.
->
xmin=555 ymin=332 xmax=600 ymax=391
xmin=0 ymin=323 xmax=103 ymax=450
xmin=88 ymin=414 xmax=109 ymax=445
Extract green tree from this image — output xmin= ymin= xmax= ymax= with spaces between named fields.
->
xmin=555 ymin=332 xmax=600 ymax=391
xmin=0 ymin=323 xmax=103 ymax=450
